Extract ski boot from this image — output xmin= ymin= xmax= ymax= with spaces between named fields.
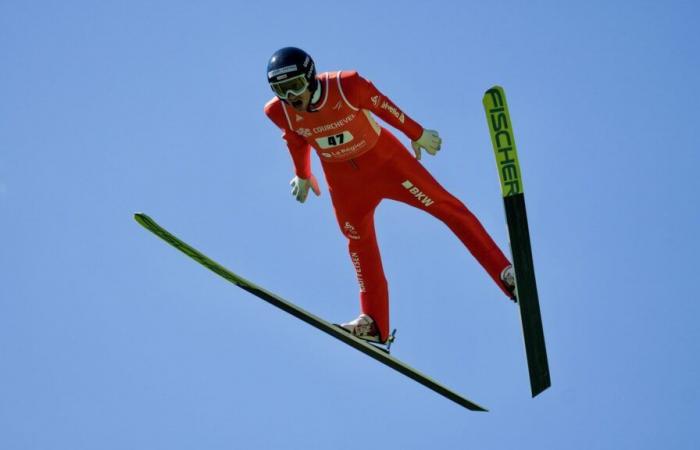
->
xmin=501 ymin=265 xmax=518 ymax=302
xmin=338 ymin=314 xmax=396 ymax=352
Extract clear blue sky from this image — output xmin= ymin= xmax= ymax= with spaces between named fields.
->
xmin=2 ymin=1 xmax=699 ymax=448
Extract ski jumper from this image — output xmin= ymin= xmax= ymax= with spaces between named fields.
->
xmin=265 ymin=71 xmax=512 ymax=340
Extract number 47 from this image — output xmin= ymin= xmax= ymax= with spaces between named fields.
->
xmin=327 ymin=134 xmax=344 ymax=146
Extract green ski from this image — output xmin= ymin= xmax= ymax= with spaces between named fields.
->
xmin=134 ymin=213 xmax=487 ymax=411
xmin=483 ymin=86 xmax=551 ymax=397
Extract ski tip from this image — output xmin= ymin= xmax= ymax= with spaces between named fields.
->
xmin=133 ymin=212 xmax=152 ymax=228
xmin=484 ymin=85 xmax=505 ymax=94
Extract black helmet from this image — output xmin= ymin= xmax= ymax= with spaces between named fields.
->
xmin=267 ymin=47 xmax=317 ymax=99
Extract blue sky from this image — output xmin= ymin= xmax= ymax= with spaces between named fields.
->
xmin=1 ymin=0 xmax=699 ymax=448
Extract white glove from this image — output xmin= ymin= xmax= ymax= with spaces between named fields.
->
xmin=290 ymin=174 xmax=321 ymax=203
xmin=411 ymin=129 xmax=442 ymax=160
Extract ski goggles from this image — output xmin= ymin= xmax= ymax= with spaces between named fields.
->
xmin=269 ymin=74 xmax=308 ymax=99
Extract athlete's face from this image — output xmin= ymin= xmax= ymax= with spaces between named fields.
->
xmin=287 ymin=89 xmax=312 ymax=112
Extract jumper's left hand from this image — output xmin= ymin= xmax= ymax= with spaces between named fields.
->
xmin=411 ymin=129 xmax=442 ymax=160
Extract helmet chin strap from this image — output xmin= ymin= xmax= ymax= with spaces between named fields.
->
xmin=308 ymin=80 xmax=322 ymax=109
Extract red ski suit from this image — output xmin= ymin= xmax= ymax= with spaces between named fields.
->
xmin=265 ymin=71 xmax=512 ymax=340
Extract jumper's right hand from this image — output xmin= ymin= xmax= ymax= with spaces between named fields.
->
xmin=290 ymin=175 xmax=321 ymax=203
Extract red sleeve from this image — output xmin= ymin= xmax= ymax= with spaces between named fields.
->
xmin=264 ymin=98 xmax=313 ymax=179
xmin=340 ymin=71 xmax=424 ymax=142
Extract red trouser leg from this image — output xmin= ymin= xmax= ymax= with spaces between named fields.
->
xmin=327 ymin=184 xmax=392 ymax=341
xmin=379 ymin=132 xmax=513 ymax=298
xmin=347 ymin=214 xmax=391 ymax=341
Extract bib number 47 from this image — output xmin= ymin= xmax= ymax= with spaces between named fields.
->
xmin=316 ymin=131 xmax=354 ymax=149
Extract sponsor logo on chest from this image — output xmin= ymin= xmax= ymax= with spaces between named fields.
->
xmin=295 ymin=127 xmax=313 ymax=138
xmin=295 ymin=112 xmax=357 ymax=137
